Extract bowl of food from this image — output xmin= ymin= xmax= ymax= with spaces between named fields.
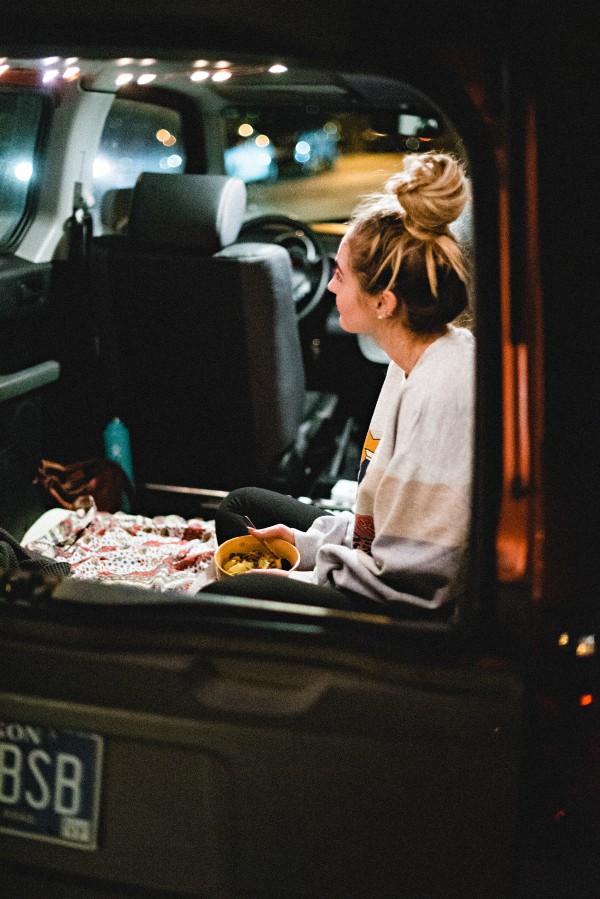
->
xmin=214 ymin=535 xmax=300 ymax=579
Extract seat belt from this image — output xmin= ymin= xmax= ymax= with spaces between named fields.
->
xmin=67 ymin=181 xmax=93 ymax=261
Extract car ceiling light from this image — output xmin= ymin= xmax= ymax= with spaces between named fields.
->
xmin=212 ymin=71 xmax=232 ymax=82
xmin=268 ymin=64 xmax=288 ymax=74
xmin=42 ymin=56 xmax=60 ymax=65
xmin=193 ymin=59 xmax=209 ymax=68
xmin=576 ymin=635 xmax=596 ymax=657
xmin=43 ymin=69 xmax=60 ymax=83
xmin=214 ymin=60 xmax=231 ymax=69
xmin=137 ymin=73 xmax=156 ymax=85
xmin=64 ymin=57 xmax=79 ymax=65
xmin=116 ymin=57 xmax=135 ymax=66
xmin=115 ymin=73 xmax=134 ymax=86
xmin=190 ymin=70 xmax=210 ymax=82
xmin=140 ymin=58 xmax=156 ymax=66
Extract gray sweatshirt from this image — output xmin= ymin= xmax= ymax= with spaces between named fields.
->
xmin=291 ymin=325 xmax=475 ymax=610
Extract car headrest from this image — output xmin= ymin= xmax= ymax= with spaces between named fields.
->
xmin=100 ymin=187 xmax=134 ymax=233
xmin=127 ymin=173 xmax=247 ymax=253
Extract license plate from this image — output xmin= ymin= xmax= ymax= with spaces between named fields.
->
xmin=0 ymin=720 xmax=103 ymax=849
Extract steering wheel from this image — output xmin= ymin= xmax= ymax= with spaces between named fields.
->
xmin=237 ymin=214 xmax=331 ymax=320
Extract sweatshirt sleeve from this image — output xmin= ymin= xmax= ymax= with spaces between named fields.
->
xmin=290 ymin=511 xmax=354 ymax=571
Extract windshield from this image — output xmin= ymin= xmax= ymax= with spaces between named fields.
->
xmin=221 ymin=105 xmax=441 ymax=221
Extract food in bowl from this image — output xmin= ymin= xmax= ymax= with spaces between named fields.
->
xmin=222 ymin=550 xmax=285 ymax=574
xmin=215 ymin=535 xmax=300 ymax=578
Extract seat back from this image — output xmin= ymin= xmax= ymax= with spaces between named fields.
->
xmin=90 ymin=173 xmax=306 ymax=490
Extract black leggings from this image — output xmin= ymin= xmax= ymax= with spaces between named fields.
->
xmin=214 ymin=486 xmax=329 ymax=543
xmin=202 ymin=487 xmax=375 ymax=611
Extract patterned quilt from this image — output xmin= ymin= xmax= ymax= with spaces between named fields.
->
xmin=22 ymin=503 xmax=218 ymax=594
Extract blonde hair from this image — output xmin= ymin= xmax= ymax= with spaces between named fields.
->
xmin=348 ymin=152 xmax=471 ymax=333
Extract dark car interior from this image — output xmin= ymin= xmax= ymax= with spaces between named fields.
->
xmin=0 ymin=45 xmax=537 ymax=899
xmin=1 ymin=60 xmax=473 ymax=532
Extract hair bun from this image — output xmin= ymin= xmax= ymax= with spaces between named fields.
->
xmin=386 ymin=153 xmax=469 ymax=236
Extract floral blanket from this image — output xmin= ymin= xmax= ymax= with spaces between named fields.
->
xmin=22 ymin=503 xmax=218 ymax=593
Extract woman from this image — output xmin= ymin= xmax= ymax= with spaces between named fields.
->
xmin=202 ymin=152 xmax=475 ymax=615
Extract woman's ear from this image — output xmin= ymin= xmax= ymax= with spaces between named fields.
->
xmin=376 ymin=288 xmax=398 ymax=320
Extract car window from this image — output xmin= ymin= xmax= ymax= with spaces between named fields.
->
xmin=91 ymin=97 xmax=186 ymax=233
xmin=0 ymin=90 xmax=46 ymax=247
xmin=222 ymin=104 xmax=436 ymax=221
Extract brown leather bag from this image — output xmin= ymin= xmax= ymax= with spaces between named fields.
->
xmin=34 ymin=458 xmax=133 ymax=513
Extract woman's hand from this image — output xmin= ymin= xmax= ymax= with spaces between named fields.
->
xmin=247 ymin=523 xmax=295 ymax=545
xmin=248 ymin=524 xmax=296 ymax=577
xmin=246 ymin=523 xmax=294 ymax=575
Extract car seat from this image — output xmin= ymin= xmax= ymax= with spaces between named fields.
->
xmin=89 ymin=173 xmax=338 ymax=501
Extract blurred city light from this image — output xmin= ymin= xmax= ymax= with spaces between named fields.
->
xmin=14 ymin=161 xmax=33 ymax=182
xmin=93 ymin=157 xmax=111 ymax=178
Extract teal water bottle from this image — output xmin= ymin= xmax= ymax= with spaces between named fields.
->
xmin=103 ymin=417 xmax=134 ymax=512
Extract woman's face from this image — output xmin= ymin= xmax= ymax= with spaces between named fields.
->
xmin=327 ymin=236 xmax=376 ymax=335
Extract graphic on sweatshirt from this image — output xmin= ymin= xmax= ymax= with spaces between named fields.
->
xmin=357 ymin=429 xmax=380 ymax=484
xmin=353 ymin=513 xmax=375 ymax=554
